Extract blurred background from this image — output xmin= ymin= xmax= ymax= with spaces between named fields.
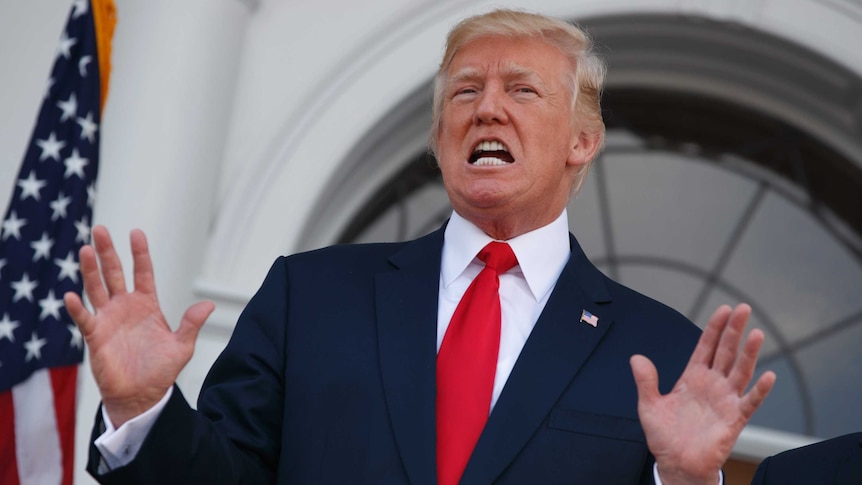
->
xmin=2 ymin=1 xmax=860 ymax=483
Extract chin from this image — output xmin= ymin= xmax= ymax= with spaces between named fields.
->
xmin=460 ymin=191 xmax=511 ymax=209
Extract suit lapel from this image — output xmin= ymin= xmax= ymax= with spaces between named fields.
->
xmin=461 ymin=235 xmax=614 ymax=484
xmin=376 ymin=228 xmax=444 ymax=485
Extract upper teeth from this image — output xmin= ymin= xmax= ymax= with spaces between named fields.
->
xmin=474 ymin=140 xmax=507 ymax=153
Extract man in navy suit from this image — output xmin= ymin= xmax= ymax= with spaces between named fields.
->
xmin=66 ymin=9 xmax=775 ymax=484
xmin=751 ymin=433 xmax=862 ymax=484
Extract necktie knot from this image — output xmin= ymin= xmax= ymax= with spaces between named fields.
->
xmin=478 ymin=242 xmax=517 ymax=274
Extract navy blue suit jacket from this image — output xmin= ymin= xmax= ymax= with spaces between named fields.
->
xmin=88 ymin=226 xmax=700 ymax=484
xmin=751 ymin=433 xmax=862 ymax=484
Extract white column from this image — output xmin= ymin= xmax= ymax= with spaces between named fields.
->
xmin=75 ymin=0 xmax=254 ymax=483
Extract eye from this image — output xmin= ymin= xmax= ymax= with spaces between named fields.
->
xmin=448 ymin=85 xmax=480 ymax=102
xmin=516 ymin=86 xmax=536 ymax=94
xmin=509 ymin=83 xmax=540 ymax=101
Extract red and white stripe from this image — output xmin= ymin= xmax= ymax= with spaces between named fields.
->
xmin=1 ymin=366 xmax=77 ymax=485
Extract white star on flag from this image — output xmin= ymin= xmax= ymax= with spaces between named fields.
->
xmin=23 ymin=332 xmax=48 ymax=362
xmin=30 ymin=232 xmax=55 ymax=261
xmin=78 ymin=55 xmax=92 ymax=77
xmin=50 ymin=192 xmax=72 ymax=220
xmin=2 ymin=212 xmax=28 ymax=241
xmin=72 ymin=0 xmax=89 ymax=18
xmin=0 ymin=313 xmax=20 ymax=342
xmin=55 ymin=252 xmax=81 ymax=283
xmin=16 ymin=172 xmax=48 ymax=201
xmin=74 ymin=217 xmax=91 ymax=243
xmin=76 ymin=111 xmax=98 ymax=142
xmin=56 ymin=31 xmax=77 ymax=59
xmin=35 ymin=131 xmax=67 ymax=162
xmin=64 ymin=148 xmax=89 ymax=178
xmin=56 ymin=93 xmax=78 ymax=122
xmin=38 ymin=290 xmax=65 ymax=321
xmin=67 ymin=324 xmax=83 ymax=349
xmin=11 ymin=274 xmax=38 ymax=303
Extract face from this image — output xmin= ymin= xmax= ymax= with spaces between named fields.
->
xmin=435 ymin=35 xmax=596 ymax=238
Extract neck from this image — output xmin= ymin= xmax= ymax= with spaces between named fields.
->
xmin=461 ymin=208 xmax=565 ymax=241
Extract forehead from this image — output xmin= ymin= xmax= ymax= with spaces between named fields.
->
xmin=446 ymin=35 xmax=572 ymax=81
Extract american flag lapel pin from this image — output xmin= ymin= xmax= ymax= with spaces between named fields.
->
xmin=580 ymin=309 xmax=599 ymax=327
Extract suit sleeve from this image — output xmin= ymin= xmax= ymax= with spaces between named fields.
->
xmin=750 ymin=457 xmax=769 ymax=485
xmin=86 ymin=257 xmax=291 ymax=484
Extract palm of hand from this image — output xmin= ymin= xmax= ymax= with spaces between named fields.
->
xmin=639 ymin=364 xmax=748 ymax=480
xmin=86 ymin=291 xmax=188 ymax=407
xmin=631 ymin=304 xmax=776 ymax=485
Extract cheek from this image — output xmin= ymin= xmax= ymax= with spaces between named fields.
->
xmin=436 ymin=152 xmax=462 ymax=182
xmin=440 ymin=104 xmax=473 ymax=129
xmin=437 ymin=121 xmax=460 ymax=149
xmin=539 ymin=127 xmax=578 ymax=161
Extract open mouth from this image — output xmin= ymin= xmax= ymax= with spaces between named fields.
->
xmin=469 ymin=140 xmax=514 ymax=166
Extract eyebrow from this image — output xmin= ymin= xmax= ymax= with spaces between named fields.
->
xmin=500 ymin=62 xmax=539 ymax=82
xmin=448 ymin=66 xmax=483 ymax=85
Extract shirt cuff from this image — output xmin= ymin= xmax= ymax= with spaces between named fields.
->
xmin=93 ymin=387 xmax=173 ymax=472
xmin=653 ymin=463 xmax=723 ymax=485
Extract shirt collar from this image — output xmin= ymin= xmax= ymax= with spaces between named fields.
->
xmin=441 ymin=209 xmax=571 ymax=302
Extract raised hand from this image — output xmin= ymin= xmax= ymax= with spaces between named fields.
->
xmin=631 ymin=304 xmax=776 ymax=485
xmin=63 ymin=225 xmax=214 ymax=427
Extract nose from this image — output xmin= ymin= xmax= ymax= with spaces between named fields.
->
xmin=473 ymin=85 xmax=509 ymax=125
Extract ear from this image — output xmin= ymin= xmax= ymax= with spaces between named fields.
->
xmin=567 ymin=130 xmax=602 ymax=168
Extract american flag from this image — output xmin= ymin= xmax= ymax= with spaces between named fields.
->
xmin=580 ymin=309 xmax=599 ymax=327
xmin=0 ymin=1 xmax=114 ymax=484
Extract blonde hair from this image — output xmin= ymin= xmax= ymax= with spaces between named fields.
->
xmin=429 ymin=9 xmax=606 ymax=192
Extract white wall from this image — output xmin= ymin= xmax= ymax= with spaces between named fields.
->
xmin=2 ymin=0 xmax=861 ymax=483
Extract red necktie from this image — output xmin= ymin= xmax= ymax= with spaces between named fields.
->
xmin=436 ymin=241 xmax=518 ymax=485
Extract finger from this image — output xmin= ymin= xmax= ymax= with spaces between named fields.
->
xmin=630 ymin=354 xmax=661 ymax=406
xmin=79 ymin=244 xmax=109 ymax=309
xmin=63 ymin=291 xmax=93 ymax=335
xmin=712 ymin=304 xmax=751 ymax=375
xmin=739 ymin=371 xmax=776 ymax=419
xmin=175 ymin=301 xmax=214 ymax=348
xmin=728 ymin=328 xmax=765 ymax=393
xmin=92 ymin=225 xmax=127 ymax=297
xmin=130 ymin=229 xmax=157 ymax=295
xmin=687 ymin=304 xmax=732 ymax=368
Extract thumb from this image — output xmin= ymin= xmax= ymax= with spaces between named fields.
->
xmin=630 ymin=354 xmax=661 ymax=406
xmin=176 ymin=300 xmax=215 ymax=346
